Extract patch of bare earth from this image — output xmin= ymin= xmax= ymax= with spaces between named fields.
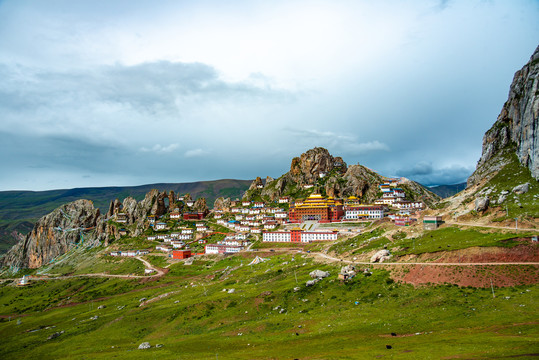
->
xmin=391 ymin=245 xmax=539 ymax=287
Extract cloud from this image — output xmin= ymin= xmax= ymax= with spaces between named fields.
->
xmin=140 ymin=143 xmax=179 ymax=154
xmin=397 ymin=162 xmax=474 ymax=186
xmin=184 ymin=148 xmax=210 ymax=158
xmin=284 ymin=128 xmax=389 ymax=155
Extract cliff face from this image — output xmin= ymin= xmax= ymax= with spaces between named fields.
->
xmin=2 ymin=189 xmax=185 ymax=269
xmin=468 ymin=46 xmax=539 ymax=186
xmin=2 ymin=200 xmax=107 ymax=269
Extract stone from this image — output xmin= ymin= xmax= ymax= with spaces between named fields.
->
xmin=512 ymin=183 xmax=530 ymax=194
xmin=370 ymin=250 xmax=391 ymax=263
xmin=97 ymin=305 xmax=106 ymax=309
xmin=309 ymin=270 xmax=330 ymax=279
xmin=474 ymin=197 xmax=490 ymax=212
xmin=306 ymin=279 xmax=319 ymax=287
xmin=47 ymin=331 xmax=64 ymax=340
xmin=227 ymin=288 xmax=235 ymax=294
xmin=138 ymin=342 xmax=151 ymax=350
xmin=139 ymin=298 xmax=147 ymax=302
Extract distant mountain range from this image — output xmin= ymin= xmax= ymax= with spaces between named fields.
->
xmin=0 ymin=179 xmax=251 ymax=253
xmin=428 ymin=183 xmax=467 ymax=198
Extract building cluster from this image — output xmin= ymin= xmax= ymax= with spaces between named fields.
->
xmin=205 ymin=233 xmax=251 ymax=254
xmin=215 ymin=200 xmax=290 ymax=235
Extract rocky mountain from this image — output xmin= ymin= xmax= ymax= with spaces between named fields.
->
xmin=2 ymin=200 xmax=107 ymax=269
xmin=468 ymin=46 xmax=539 ymax=187
xmin=243 ymin=147 xmax=441 ymax=207
xmin=1 ymin=188 xmax=206 ymax=269
xmin=428 ymin=183 xmax=467 ymax=198
xmin=0 ymin=179 xmax=251 ymax=254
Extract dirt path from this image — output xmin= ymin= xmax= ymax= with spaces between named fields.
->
xmin=445 ymin=220 xmax=539 ymax=232
xmin=311 ymin=252 xmax=539 ymax=266
xmin=1 ymin=256 xmax=166 ymax=282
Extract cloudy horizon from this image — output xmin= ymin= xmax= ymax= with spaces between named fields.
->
xmin=0 ymin=0 xmax=538 ymax=191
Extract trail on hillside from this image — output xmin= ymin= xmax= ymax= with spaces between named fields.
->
xmin=444 ymin=220 xmax=539 ymax=232
xmin=311 ymin=252 xmax=539 ymax=266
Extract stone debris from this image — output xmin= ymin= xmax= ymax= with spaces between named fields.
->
xmin=97 ymin=305 xmax=106 ymax=309
xmin=47 ymin=331 xmax=64 ymax=340
xmin=227 ymin=288 xmax=235 ymax=294
xmin=306 ymin=279 xmax=319 ymax=287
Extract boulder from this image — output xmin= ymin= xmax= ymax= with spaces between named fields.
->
xmin=309 ymin=270 xmax=330 ymax=279
xmin=512 ymin=183 xmax=530 ymax=194
xmin=138 ymin=342 xmax=151 ymax=350
xmin=306 ymin=279 xmax=319 ymax=287
xmin=474 ymin=197 xmax=490 ymax=212
xmin=370 ymin=250 xmax=391 ymax=263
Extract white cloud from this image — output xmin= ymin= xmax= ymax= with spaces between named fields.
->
xmin=140 ymin=144 xmax=179 ymax=154
xmin=184 ymin=148 xmax=209 ymax=158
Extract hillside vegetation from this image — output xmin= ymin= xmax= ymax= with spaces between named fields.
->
xmin=0 ymin=250 xmax=537 ymax=359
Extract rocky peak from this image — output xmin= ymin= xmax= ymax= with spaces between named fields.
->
xmin=289 ymin=147 xmax=347 ymax=185
xmin=192 ymin=198 xmax=209 ymax=213
xmin=468 ymin=46 xmax=539 ymax=186
xmin=247 ymin=177 xmax=264 ymax=191
xmin=213 ymin=197 xmax=231 ymax=212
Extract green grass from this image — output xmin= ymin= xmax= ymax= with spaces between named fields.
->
xmin=329 ymin=228 xmax=386 ymax=255
xmin=143 ymin=255 xmax=169 ymax=269
xmin=483 ymin=151 xmax=539 ymax=219
xmin=0 ymin=253 xmax=537 ymax=359
xmin=393 ymin=227 xmax=534 ymax=256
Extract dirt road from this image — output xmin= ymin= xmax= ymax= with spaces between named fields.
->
xmin=312 ymin=252 xmax=539 ymax=266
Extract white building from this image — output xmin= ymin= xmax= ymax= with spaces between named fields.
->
xmin=205 ymin=244 xmax=244 ymax=254
xmin=155 ymin=222 xmax=167 ymax=230
xmin=344 ymin=206 xmax=384 ymax=220
xmin=262 ymin=229 xmax=338 ymax=243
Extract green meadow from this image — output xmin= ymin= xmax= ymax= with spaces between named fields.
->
xmin=1 ymin=252 xmax=537 ymax=359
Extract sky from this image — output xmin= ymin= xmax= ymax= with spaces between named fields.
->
xmin=0 ymin=0 xmax=538 ymax=191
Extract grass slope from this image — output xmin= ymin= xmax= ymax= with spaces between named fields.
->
xmin=0 ymin=253 xmax=537 ymax=359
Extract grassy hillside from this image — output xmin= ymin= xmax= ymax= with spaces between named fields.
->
xmin=0 ymin=250 xmax=536 ymax=359
xmin=0 ymin=179 xmax=251 ymax=254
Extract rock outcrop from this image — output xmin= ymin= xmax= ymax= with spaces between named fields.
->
xmin=2 ymin=200 xmax=107 ymax=269
xmin=289 ymin=147 xmax=347 ymax=185
xmin=468 ymin=46 xmax=539 ymax=186
xmin=192 ymin=198 xmax=209 ymax=214
xmin=3 ymin=188 xmax=184 ymax=269
xmin=213 ymin=197 xmax=231 ymax=212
